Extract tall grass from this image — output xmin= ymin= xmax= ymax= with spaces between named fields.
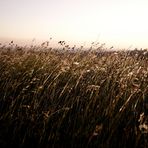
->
xmin=0 ymin=44 xmax=148 ymax=148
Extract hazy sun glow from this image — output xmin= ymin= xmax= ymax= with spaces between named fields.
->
xmin=0 ymin=0 xmax=148 ymax=49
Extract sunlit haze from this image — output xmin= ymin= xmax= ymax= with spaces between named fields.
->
xmin=0 ymin=0 xmax=148 ymax=49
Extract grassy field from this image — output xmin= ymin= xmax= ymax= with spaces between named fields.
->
xmin=0 ymin=44 xmax=148 ymax=148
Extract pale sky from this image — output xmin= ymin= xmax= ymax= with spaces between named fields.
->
xmin=0 ymin=0 xmax=148 ymax=48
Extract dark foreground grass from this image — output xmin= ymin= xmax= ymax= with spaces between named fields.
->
xmin=0 ymin=46 xmax=148 ymax=148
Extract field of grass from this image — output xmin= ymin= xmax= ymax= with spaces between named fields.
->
xmin=0 ymin=44 xmax=148 ymax=148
